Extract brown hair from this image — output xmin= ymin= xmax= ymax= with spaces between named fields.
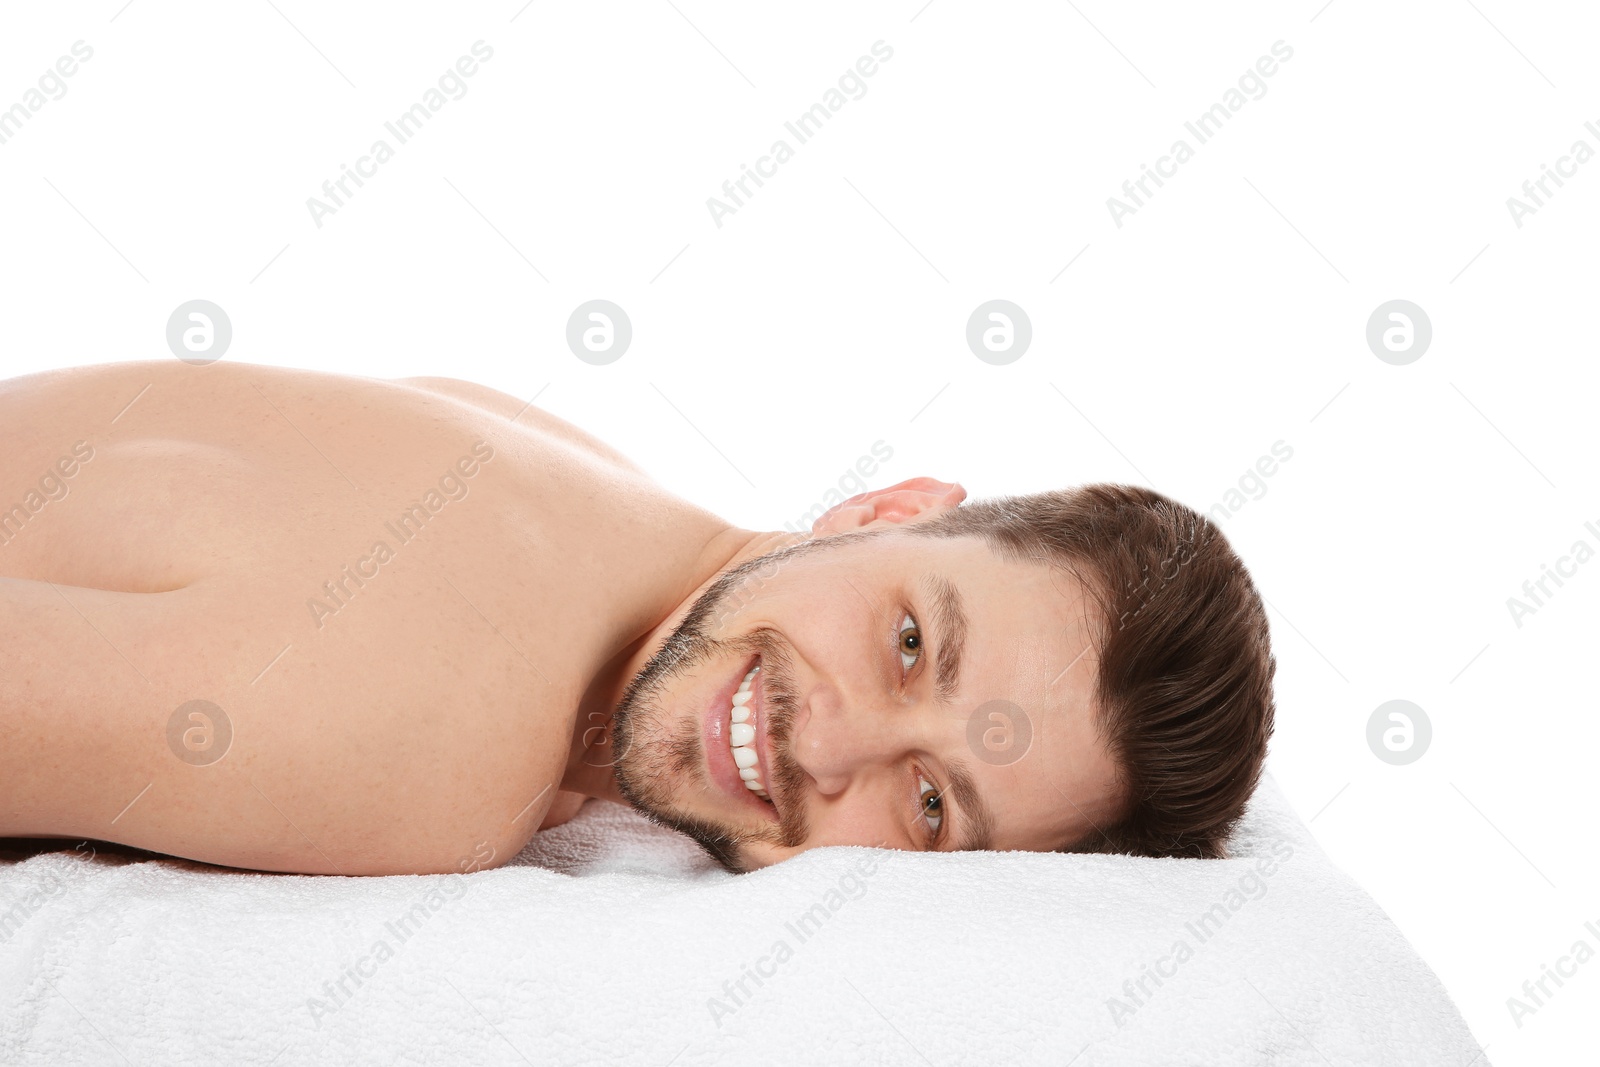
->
xmin=902 ymin=483 xmax=1276 ymax=859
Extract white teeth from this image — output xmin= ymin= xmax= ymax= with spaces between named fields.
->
xmin=728 ymin=663 xmax=769 ymax=800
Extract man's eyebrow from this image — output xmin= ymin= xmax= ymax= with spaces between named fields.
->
xmin=920 ymin=573 xmax=968 ymax=708
xmin=944 ymin=756 xmax=995 ymax=852
xmin=914 ymin=574 xmax=994 ymax=851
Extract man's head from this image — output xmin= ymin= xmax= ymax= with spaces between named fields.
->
xmin=608 ymin=476 xmax=1275 ymax=872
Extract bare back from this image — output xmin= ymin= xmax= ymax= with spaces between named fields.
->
xmin=0 ymin=360 xmax=726 ymax=874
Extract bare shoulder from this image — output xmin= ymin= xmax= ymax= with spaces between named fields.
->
xmin=394 ymin=376 xmax=648 ymax=478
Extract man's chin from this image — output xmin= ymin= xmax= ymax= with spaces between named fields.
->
xmin=617 ymin=772 xmax=752 ymax=873
xmin=607 ymin=722 xmax=735 ymax=866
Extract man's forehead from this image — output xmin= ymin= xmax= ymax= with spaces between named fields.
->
xmin=892 ymin=540 xmax=1111 ymax=852
xmin=867 ymin=529 xmax=1101 ymax=709
xmin=926 ymin=538 xmax=1099 ymax=653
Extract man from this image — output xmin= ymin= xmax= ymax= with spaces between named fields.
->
xmin=0 ymin=360 xmax=1275 ymax=876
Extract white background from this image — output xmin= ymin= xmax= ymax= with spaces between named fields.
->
xmin=2 ymin=2 xmax=1596 ymax=1063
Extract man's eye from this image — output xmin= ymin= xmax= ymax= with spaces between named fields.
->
xmin=917 ymin=775 xmax=944 ymax=839
xmin=897 ymin=613 xmax=923 ymax=672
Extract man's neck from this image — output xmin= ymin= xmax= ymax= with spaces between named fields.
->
xmin=558 ymin=525 xmax=804 ymax=805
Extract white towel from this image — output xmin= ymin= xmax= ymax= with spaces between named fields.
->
xmin=0 ymin=772 xmax=1484 ymax=1065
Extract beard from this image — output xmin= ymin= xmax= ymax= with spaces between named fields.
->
xmin=605 ymin=530 xmax=882 ymax=872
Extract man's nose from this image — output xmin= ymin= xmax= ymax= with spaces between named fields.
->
xmin=787 ymin=681 xmax=925 ymax=794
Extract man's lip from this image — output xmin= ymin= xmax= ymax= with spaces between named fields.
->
xmin=704 ymin=653 xmax=779 ymax=822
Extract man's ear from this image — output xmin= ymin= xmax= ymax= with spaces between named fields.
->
xmin=811 ymin=477 xmax=967 ymax=536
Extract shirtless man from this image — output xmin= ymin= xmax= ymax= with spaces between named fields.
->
xmin=0 ymin=360 xmax=1275 ymax=876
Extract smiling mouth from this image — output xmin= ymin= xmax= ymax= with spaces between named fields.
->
xmin=727 ymin=662 xmax=771 ymax=801
xmin=705 ymin=653 xmax=780 ymax=823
